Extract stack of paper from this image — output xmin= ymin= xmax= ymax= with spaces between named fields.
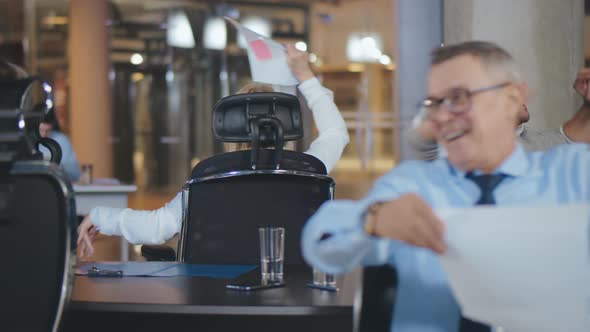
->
xmin=438 ymin=205 xmax=590 ymax=332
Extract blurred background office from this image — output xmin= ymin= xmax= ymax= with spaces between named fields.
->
xmin=0 ymin=0 xmax=588 ymax=260
xmin=0 ymin=0 xmax=397 ymax=189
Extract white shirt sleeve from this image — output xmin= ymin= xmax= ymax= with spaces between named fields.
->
xmin=302 ymin=199 xmax=393 ymax=274
xmin=89 ymin=191 xmax=183 ymax=244
xmin=297 ymin=77 xmax=349 ymax=173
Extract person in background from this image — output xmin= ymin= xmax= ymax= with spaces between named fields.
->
xmin=301 ymin=40 xmax=590 ymax=332
xmin=76 ymin=44 xmax=350 ymax=257
xmin=410 ymin=67 xmax=590 ymax=159
xmin=38 ymin=108 xmax=80 ymax=182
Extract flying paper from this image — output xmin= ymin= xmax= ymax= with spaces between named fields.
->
xmin=225 ymin=17 xmax=299 ymax=86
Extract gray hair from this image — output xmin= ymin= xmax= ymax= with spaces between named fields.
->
xmin=431 ymin=41 xmax=522 ymax=83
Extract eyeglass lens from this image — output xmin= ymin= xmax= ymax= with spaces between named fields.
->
xmin=423 ymin=88 xmax=472 ymax=115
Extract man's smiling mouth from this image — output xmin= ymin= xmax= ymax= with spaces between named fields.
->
xmin=443 ymin=129 xmax=468 ymax=142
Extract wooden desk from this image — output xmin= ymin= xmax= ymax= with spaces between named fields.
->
xmin=73 ymin=184 xmax=137 ymax=261
xmin=62 ymin=267 xmax=358 ymax=332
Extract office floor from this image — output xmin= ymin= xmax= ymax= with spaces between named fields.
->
xmin=86 ymin=168 xmax=384 ymax=262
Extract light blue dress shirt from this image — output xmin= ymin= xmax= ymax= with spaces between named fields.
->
xmin=301 ymin=143 xmax=590 ymax=332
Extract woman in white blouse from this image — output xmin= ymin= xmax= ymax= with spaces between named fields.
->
xmin=77 ymin=44 xmax=350 ymax=257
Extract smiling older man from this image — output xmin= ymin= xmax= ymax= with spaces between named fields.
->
xmin=410 ymin=66 xmax=590 ymax=160
xmin=301 ymin=41 xmax=590 ymax=332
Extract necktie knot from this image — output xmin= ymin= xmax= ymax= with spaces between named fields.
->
xmin=465 ymin=172 xmax=507 ymax=205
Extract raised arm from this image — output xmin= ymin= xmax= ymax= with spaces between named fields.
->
xmin=285 ymin=44 xmax=349 ymax=173
xmin=302 ymin=165 xmax=445 ymax=274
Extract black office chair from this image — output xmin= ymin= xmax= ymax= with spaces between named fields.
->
xmin=0 ymin=76 xmax=61 ymax=164
xmin=353 ymin=265 xmax=398 ymax=332
xmin=0 ymin=78 xmax=77 ymax=332
xmin=142 ymin=92 xmax=334 ymax=265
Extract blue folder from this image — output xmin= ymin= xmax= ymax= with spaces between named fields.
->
xmin=76 ymin=261 xmax=256 ymax=278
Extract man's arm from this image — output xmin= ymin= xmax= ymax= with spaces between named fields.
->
xmin=301 ymin=199 xmax=393 ymax=274
xmin=562 ymin=68 xmax=590 ymax=143
xmin=301 ymin=166 xmax=445 ymax=274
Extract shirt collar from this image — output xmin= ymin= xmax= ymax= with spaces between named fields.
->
xmin=516 ymin=123 xmax=525 ymax=137
xmin=446 ymin=143 xmax=529 ymax=178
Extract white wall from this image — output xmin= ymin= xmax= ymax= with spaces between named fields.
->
xmin=445 ymin=0 xmax=584 ymax=131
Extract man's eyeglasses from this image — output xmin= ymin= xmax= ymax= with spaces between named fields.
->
xmin=418 ymin=82 xmax=511 ymax=117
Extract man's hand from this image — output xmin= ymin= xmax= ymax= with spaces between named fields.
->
xmin=574 ymin=68 xmax=590 ymax=103
xmin=373 ymin=193 xmax=446 ymax=254
xmin=285 ymin=44 xmax=315 ymax=82
xmin=77 ymin=216 xmax=98 ymax=258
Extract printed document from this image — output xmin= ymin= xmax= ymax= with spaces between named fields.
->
xmin=226 ymin=17 xmax=298 ymax=86
xmin=437 ymin=205 xmax=590 ymax=332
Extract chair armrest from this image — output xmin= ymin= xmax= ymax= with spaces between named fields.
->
xmin=141 ymin=245 xmax=176 ymax=261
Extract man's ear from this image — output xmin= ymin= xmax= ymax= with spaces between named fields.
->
xmin=509 ymin=82 xmax=528 ymax=105
xmin=505 ymin=82 xmax=528 ymax=125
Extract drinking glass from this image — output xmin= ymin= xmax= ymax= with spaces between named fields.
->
xmin=258 ymin=227 xmax=285 ymax=282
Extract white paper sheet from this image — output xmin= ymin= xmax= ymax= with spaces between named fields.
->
xmin=437 ymin=205 xmax=590 ymax=332
xmin=225 ymin=17 xmax=299 ymax=86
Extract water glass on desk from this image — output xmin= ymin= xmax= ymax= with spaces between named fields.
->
xmin=313 ymin=268 xmax=337 ymax=288
xmin=258 ymin=227 xmax=285 ymax=282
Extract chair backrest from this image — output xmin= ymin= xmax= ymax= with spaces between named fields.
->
xmin=178 ymin=156 xmax=334 ymax=265
xmin=0 ymin=160 xmax=76 ymax=332
xmin=190 ymin=149 xmax=327 ymax=178
xmin=353 ymin=265 xmax=398 ymax=332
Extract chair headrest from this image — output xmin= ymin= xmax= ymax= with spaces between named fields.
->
xmin=212 ymin=92 xmax=303 ymax=144
xmin=0 ymin=76 xmax=53 ymax=112
xmin=0 ymin=77 xmax=53 ymax=164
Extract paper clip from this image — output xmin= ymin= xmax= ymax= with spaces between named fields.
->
xmin=87 ymin=265 xmax=124 ymax=278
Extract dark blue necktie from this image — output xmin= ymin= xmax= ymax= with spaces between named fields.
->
xmin=465 ymin=173 xmax=507 ymax=205
xmin=459 ymin=172 xmax=507 ymax=332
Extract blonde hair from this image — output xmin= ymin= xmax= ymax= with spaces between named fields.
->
xmin=236 ymin=82 xmax=273 ymax=94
